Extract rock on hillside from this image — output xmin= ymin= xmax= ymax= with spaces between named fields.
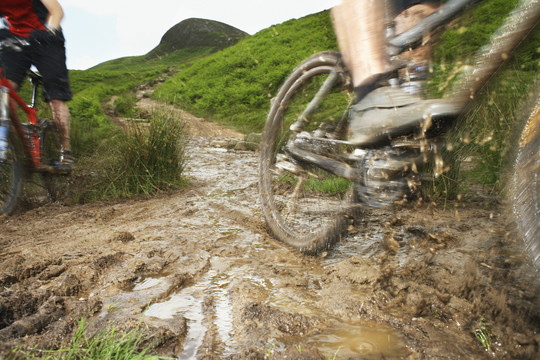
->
xmin=149 ymin=18 xmax=248 ymax=57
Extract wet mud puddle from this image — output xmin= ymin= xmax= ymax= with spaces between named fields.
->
xmin=130 ymin=252 xmax=407 ymax=359
xmin=144 ymin=269 xmax=234 ymax=358
xmin=89 ymin=142 xmax=416 ymax=359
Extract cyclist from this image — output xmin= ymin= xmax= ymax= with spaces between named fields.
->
xmin=332 ymin=0 xmax=441 ymax=143
xmin=0 ymin=0 xmax=74 ymax=172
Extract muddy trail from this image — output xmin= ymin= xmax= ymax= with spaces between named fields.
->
xmin=1 ymin=92 xmax=539 ymax=359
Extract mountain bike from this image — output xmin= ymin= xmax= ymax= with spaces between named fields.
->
xmin=258 ymin=0 xmax=540 ymax=269
xmin=0 ymin=38 xmax=70 ymax=216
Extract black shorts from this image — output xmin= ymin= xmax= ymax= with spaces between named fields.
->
xmin=0 ymin=30 xmax=72 ymax=101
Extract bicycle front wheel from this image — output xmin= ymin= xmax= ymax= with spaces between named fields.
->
xmin=259 ymin=51 xmax=357 ymax=254
xmin=39 ymin=119 xmax=70 ymax=202
xmin=511 ymin=83 xmax=540 ymax=270
xmin=0 ymin=134 xmax=22 ymax=216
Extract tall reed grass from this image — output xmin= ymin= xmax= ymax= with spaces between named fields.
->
xmin=73 ymin=109 xmax=188 ymax=202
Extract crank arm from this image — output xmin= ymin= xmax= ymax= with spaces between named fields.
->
xmin=286 ymin=144 xmax=362 ymax=181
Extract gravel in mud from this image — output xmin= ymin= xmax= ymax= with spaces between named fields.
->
xmin=0 ymin=133 xmax=539 ymax=359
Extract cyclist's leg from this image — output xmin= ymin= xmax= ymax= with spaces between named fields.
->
xmin=331 ymin=0 xmax=389 ymax=95
xmin=0 ymin=35 xmax=32 ymax=91
xmin=394 ymin=2 xmax=439 ymax=64
xmin=48 ymin=99 xmax=70 ymax=152
xmin=31 ymin=30 xmax=73 ymax=168
xmin=332 ymin=0 xmax=440 ymax=99
xmin=333 ymin=0 xmax=446 ymax=145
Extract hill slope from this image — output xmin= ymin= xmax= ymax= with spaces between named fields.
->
xmin=88 ymin=18 xmax=247 ymax=72
xmin=149 ymin=18 xmax=248 ymax=57
xmin=152 ymin=10 xmax=337 ymax=133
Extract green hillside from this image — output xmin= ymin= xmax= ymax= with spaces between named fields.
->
xmin=153 ymin=10 xmax=337 ymax=133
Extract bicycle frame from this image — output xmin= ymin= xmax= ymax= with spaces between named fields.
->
xmin=444 ymin=0 xmax=540 ymax=104
xmin=0 ymin=69 xmax=41 ymax=170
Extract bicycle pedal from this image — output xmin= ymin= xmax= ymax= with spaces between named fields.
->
xmin=275 ymin=154 xmax=304 ymax=175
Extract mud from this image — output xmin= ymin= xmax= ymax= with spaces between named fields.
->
xmin=1 ymin=130 xmax=539 ymax=359
xmin=1 ymin=87 xmax=540 ymax=358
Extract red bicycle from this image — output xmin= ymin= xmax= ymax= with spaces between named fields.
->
xmin=0 ymin=38 xmax=69 ymax=216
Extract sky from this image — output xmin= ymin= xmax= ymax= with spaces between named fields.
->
xmin=60 ymin=0 xmax=340 ymax=70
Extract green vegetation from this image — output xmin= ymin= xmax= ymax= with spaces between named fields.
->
xmin=49 ymin=18 xmax=244 ymax=203
xmin=73 ymin=109 xmax=187 ymax=203
xmin=153 ymin=11 xmax=337 ymax=133
xmin=427 ymin=0 xmax=539 ymax=197
xmin=13 ymin=319 xmax=167 ymax=359
xmin=148 ymin=18 xmax=247 ymax=57
xmin=89 ymin=47 xmax=214 ymax=73
xmin=473 ymin=317 xmax=493 ymax=352
xmin=46 ymin=49 xmax=189 ymax=202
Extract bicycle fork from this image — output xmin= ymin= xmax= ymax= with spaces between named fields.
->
xmin=0 ymin=86 xmax=10 ymax=161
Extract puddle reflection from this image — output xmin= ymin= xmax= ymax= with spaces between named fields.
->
xmin=309 ymin=322 xmax=406 ymax=359
xmin=133 ymin=277 xmax=164 ymax=291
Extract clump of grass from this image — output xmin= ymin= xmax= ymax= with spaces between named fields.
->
xmin=106 ymin=109 xmax=188 ymax=197
xmin=473 ymin=317 xmax=492 ymax=352
xmin=33 ymin=318 xmax=165 ymax=360
xmin=73 ymin=108 xmax=188 ymax=202
xmin=114 ymin=93 xmax=138 ymax=118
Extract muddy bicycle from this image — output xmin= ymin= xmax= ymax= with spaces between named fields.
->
xmin=258 ymin=0 xmax=540 ymax=269
xmin=0 ymin=38 xmax=69 ymax=216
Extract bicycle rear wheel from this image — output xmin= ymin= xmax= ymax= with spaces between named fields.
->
xmin=259 ymin=51 xmax=358 ymax=254
xmin=511 ymin=83 xmax=540 ymax=270
xmin=0 ymin=135 xmax=22 ymax=216
xmin=39 ymin=119 xmax=70 ymax=202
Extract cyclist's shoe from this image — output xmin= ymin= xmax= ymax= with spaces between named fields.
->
xmin=54 ymin=151 xmax=75 ymax=174
xmin=348 ymin=86 xmax=464 ymax=146
xmin=348 ymin=61 xmax=467 ymax=145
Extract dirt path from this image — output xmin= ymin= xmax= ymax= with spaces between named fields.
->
xmin=0 ymin=96 xmax=539 ymax=358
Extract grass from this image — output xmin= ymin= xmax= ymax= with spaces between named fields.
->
xmin=473 ymin=317 xmax=492 ymax=352
xmin=13 ymin=318 xmax=168 ymax=360
xmin=153 ymin=10 xmax=338 ymax=134
xmin=304 ymin=175 xmax=351 ymax=195
xmin=71 ymin=108 xmax=188 ymax=203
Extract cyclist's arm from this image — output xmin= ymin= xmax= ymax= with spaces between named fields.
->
xmin=40 ymin=0 xmax=64 ymax=31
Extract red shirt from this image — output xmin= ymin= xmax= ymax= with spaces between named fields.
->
xmin=0 ymin=0 xmax=48 ymax=37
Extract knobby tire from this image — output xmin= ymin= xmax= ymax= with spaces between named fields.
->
xmin=259 ymin=51 xmax=358 ymax=254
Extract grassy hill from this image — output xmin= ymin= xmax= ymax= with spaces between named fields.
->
xmin=153 ymin=10 xmax=337 ymax=133
xmin=88 ymin=18 xmax=247 ymax=73
xmin=148 ymin=18 xmax=248 ymax=57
